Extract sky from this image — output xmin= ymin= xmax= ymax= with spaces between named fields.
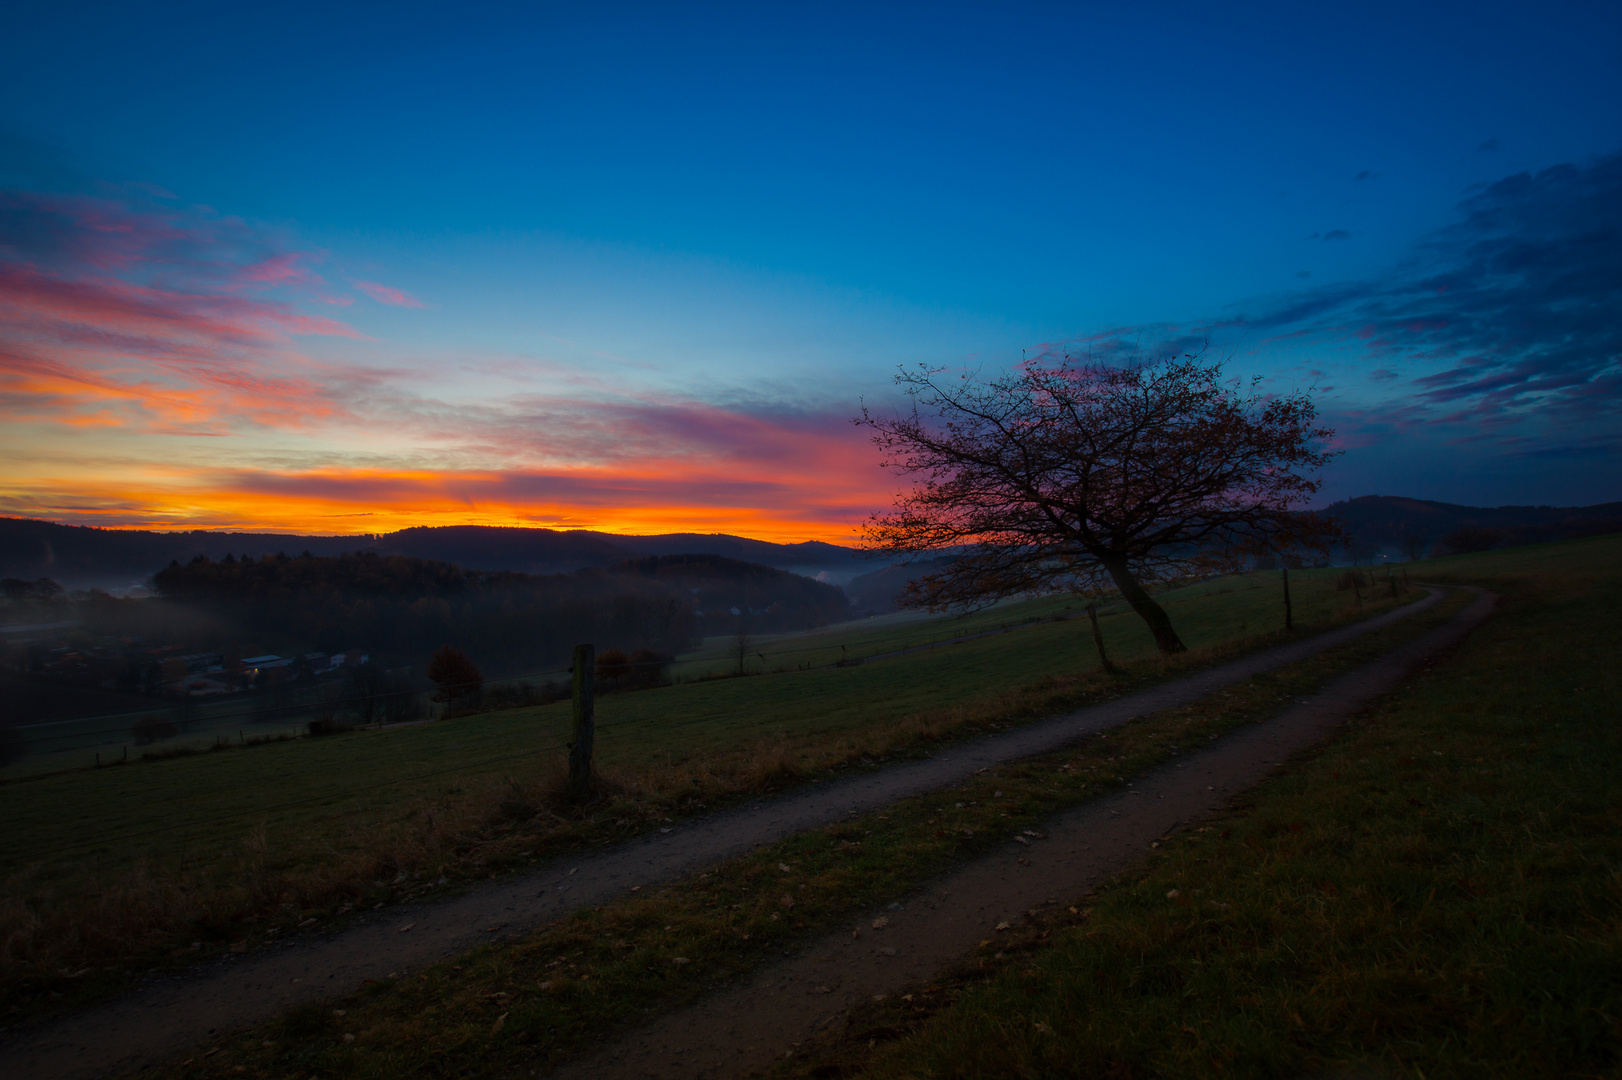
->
xmin=1 ymin=0 xmax=1619 ymax=542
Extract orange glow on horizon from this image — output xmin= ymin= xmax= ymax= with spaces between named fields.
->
xmin=0 ymin=465 xmax=889 ymax=545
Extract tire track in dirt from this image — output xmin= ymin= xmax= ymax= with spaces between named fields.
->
xmin=0 ymin=589 xmax=1449 ymax=1080
xmin=551 ymin=586 xmax=1495 ymax=1079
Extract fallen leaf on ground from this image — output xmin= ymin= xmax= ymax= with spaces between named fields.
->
xmin=995 ymin=921 xmax=1011 ymax=931
xmin=871 ymin=916 xmax=889 ymax=930
xmin=491 ymin=1013 xmax=507 ymax=1036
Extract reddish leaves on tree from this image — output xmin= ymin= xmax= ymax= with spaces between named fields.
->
xmin=856 ymin=355 xmax=1342 ymax=654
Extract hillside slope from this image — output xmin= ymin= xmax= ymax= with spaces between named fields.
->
xmin=0 ymin=518 xmax=870 ymax=590
xmin=1323 ymin=495 xmax=1622 ymax=553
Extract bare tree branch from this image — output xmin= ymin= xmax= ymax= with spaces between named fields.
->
xmin=855 ymin=354 xmax=1342 ymax=654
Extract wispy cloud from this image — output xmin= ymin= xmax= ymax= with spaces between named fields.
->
xmin=1045 ymin=151 xmax=1622 ymax=461
xmin=0 ymin=184 xmax=892 ymax=538
xmin=1247 ymin=151 xmax=1622 ymax=435
xmin=0 ymin=188 xmax=363 ymax=433
xmin=352 ymin=279 xmax=427 ymax=308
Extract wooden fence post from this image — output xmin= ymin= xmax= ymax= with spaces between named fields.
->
xmin=569 ymin=643 xmax=595 ymax=802
xmin=1086 ymin=602 xmax=1117 ymax=673
xmin=1282 ymin=567 xmax=1294 ymax=631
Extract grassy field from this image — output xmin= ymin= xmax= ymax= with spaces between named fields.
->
xmin=122 ymin=572 xmax=1465 ymax=1080
xmin=765 ymin=534 xmax=1622 ymax=1079
xmin=0 ymin=566 xmax=1383 ymax=1019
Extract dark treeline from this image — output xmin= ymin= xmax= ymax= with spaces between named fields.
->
xmin=147 ymin=549 xmax=850 ymax=673
xmin=149 ymin=551 xmax=700 ymax=674
xmin=0 ymin=516 xmax=868 ymax=589
xmin=1325 ymin=495 xmax=1622 ymax=555
xmin=611 ymin=553 xmax=849 ymax=634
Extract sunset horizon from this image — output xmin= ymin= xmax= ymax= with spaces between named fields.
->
xmin=3 ymin=3 xmax=1618 ymax=548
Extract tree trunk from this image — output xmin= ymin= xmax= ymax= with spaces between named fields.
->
xmin=1098 ymin=554 xmax=1187 ymax=655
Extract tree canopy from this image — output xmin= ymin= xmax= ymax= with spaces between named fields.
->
xmin=857 ymin=355 xmax=1340 ymax=654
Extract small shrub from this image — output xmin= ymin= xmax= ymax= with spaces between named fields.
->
xmin=626 ymin=648 xmax=672 ymax=688
xmin=594 ymin=648 xmax=629 ymax=687
xmin=307 ymin=718 xmax=352 ymax=737
xmin=427 ymin=644 xmax=483 ymax=706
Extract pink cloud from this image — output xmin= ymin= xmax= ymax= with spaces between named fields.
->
xmin=353 ymin=279 xmax=427 ymax=308
xmin=0 ymin=188 xmax=366 ymax=433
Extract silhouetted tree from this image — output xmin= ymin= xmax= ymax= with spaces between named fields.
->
xmin=858 ymin=355 xmax=1340 ymax=655
xmin=1401 ymin=533 xmax=1427 ymax=562
xmin=427 ymin=645 xmax=483 ymax=708
xmin=594 ymin=648 xmax=629 ymax=687
xmin=626 ymin=648 xmax=672 ymax=688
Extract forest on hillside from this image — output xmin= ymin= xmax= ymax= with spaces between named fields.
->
xmin=143 ymin=550 xmax=847 ymax=673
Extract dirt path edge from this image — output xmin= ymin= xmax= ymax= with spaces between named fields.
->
xmin=552 ymin=586 xmax=1497 ymax=1080
xmin=1 ymin=589 xmax=1449 ymax=1080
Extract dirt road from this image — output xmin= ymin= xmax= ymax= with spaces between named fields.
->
xmin=553 ymin=586 xmax=1495 ymax=1079
xmin=0 ymin=587 xmax=1461 ymax=1080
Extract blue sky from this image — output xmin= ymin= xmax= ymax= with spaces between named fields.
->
xmin=1 ymin=1 xmax=1619 ymax=536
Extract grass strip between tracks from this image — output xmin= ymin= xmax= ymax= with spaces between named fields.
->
xmin=773 ymin=541 xmax=1622 ymax=1079
xmin=133 ymin=586 xmax=1471 ymax=1080
xmin=1 ymin=566 xmax=1371 ymax=1023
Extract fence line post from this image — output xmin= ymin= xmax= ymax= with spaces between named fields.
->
xmin=1282 ymin=567 xmax=1294 ymax=631
xmin=568 ymin=643 xmax=595 ymax=803
xmin=1086 ymin=602 xmax=1117 ymax=674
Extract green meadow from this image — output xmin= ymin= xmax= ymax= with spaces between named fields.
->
xmin=1 ymin=565 xmax=1383 ymax=1017
xmin=780 ymin=535 xmax=1622 ymax=1079
xmin=122 ymin=565 xmax=1464 ymax=1080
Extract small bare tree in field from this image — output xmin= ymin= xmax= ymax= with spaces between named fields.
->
xmin=427 ymin=645 xmax=484 ymax=710
xmin=857 ymin=355 xmax=1341 ymax=655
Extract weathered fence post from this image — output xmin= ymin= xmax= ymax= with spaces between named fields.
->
xmin=568 ymin=643 xmax=595 ymax=803
xmin=1282 ymin=567 xmax=1294 ymax=631
xmin=1086 ymin=602 xmax=1117 ymax=673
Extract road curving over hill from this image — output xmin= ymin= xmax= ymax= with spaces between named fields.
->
xmin=2 ymin=585 xmax=1485 ymax=1080
xmin=554 ymin=585 xmax=1497 ymax=1079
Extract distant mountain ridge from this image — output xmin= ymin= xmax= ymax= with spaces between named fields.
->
xmin=1322 ymin=495 xmax=1622 ymax=552
xmin=9 ymin=495 xmax=1617 ymax=590
xmin=0 ymin=517 xmax=872 ymax=589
